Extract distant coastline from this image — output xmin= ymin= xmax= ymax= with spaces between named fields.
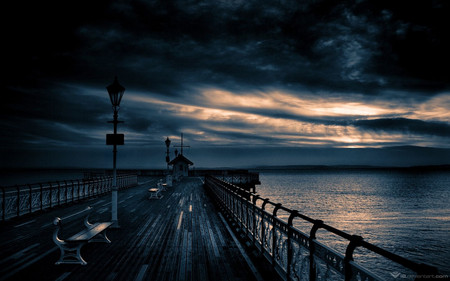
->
xmin=252 ymin=164 xmax=450 ymax=172
xmin=1 ymin=164 xmax=450 ymax=172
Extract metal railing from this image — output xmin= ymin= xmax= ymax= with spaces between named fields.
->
xmin=1 ymin=174 xmax=138 ymax=221
xmin=204 ymin=175 xmax=439 ymax=281
xmin=218 ymin=172 xmax=261 ymax=185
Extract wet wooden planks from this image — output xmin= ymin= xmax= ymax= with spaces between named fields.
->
xmin=0 ymin=177 xmax=259 ymax=281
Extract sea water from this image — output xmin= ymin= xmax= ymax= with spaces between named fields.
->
xmin=255 ymin=168 xmax=450 ymax=279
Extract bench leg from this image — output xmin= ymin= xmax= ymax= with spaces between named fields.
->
xmin=55 ymin=242 xmax=88 ymax=265
xmin=89 ymin=231 xmax=112 ymax=244
xmin=148 ymin=193 xmax=160 ymax=199
xmin=148 ymin=192 xmax=162 ymax=199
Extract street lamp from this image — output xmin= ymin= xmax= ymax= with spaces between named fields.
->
xmin=165 ymin=137 xmax=171 ymax=171
xmin=106 ymin=76 xmax=125 ymax=228
xmin=164 ymin=137 xmax=173 ymax=187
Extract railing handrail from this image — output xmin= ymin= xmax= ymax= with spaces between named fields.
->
xmin=204 ymin=175 xmax=440 ymax=281
xmin=0 ymin=173 xmax=136 ymax=190
xmin=0 ymin=174 xmax=138 ymax=222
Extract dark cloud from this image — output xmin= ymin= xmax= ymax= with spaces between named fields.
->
xmin=3 ymin=0 xmax=450 ymax=168
xmin=5 ymin=0 xmax=449 ymax=94
xmin=354 ymin=118 xmax=450 ymax=137
xmin=1 ymin=83 xmax=111 ymax=148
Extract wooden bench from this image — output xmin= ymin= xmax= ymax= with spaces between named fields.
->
xmin=148 ymin=187 xmax=163 ymax=199
xmin=157 ymin=180 xmax=168 ymax=191
xmin=53 ymin=206 xmax=113 ymax=265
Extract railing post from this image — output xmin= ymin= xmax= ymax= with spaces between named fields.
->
xmin=252 ymin=195 xmax=260 ymax=248
xmin=49 ymin=183 xmax=53 ymax=208
xmin=272 ymin=203 xmax=282 ymax=266
xmin=245 ymin=196 xmax=250 ymax=239
xmin=309 ymin=219 xmax=323 ymax=281
xmin=344 ymin=235 xmax=363 ymax=281
xmin=57 ymin=182 xmax=61 ymax=206
xmin=71 ymin=180 xmax=75 ymax=202
xmin=287 ymin=210 xmax=300 ymax=281
xmin=39 ymin=183 xmax=43 ymax=211
xmin=2 ymin=186 xmax=5 ymax=221
xmin=16 ymin=185 xmax=20 ymax=217
xmin=28 ymin=184 xmax=32 ymax=213
xmin=228 ymin=185 xmax=232 ymax=214
xmin=239 ymin=192 xmax=244 ymax=229
xmin=64 ymin=181 xmax=68 ymax=204
xmin=100 ymin=176 xmax=104 ymax=194
xmin=88 ymin=179 xmax=92 ymax=197
xmin=76 ymin=179 xmax=80 ymax=200
xmin=261 ymin=198 xmax=270 ymax=256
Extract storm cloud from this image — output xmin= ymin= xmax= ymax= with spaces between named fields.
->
xmin=2 ymin=0 xmax=450 ymax=168
xmin=354 ymin=118 xmax=450 ymax=137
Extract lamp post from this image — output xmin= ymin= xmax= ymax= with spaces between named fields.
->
xmin=106 ymin=76 xmax=125 ymax=228
xmin=165 ymin=137 xmax=173 ymax=187
xmin=165 ymin=137 xmax=171 ymax=172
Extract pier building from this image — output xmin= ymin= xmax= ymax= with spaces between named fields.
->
xmin=168 ymin=154 xmax=194 ymax=181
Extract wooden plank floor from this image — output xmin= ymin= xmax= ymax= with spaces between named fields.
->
xmin=0 ymin=177 xmax=260 ymax=281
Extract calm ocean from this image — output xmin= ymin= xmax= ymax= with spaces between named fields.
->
xmin=255 ymin=168 xmax=450 ymax=279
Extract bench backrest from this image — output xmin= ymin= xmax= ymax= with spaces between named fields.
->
xmin=53 ymin=206 xmax=93 ymax=241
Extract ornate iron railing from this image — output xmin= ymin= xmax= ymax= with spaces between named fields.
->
xmin=0 ymin=174 xmax=138 ymax=221
xmin=204 ymin=175 xmax=439 ymax=281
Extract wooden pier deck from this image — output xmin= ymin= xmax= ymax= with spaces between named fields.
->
xmin=0 ymin=177 xmax=266 ymax=281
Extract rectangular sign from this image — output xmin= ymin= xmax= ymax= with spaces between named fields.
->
xmin=106 ymin=134 xmax=124 ymax=145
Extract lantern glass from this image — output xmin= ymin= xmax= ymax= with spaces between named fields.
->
xmin=106 ymin=76 xmax=125 ymax=107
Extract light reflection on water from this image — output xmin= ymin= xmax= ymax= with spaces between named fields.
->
xmin=256 ymin=169 xmax=450 ymax=279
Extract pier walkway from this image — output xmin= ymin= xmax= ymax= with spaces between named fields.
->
xmin=0 ymin=177 xmax=265 ymax=281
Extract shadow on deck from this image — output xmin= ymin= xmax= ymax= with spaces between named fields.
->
xmin=0 ymin=177 xmax=270 ymax=281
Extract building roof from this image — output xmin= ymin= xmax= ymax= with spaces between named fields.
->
xmin=168 ymin=154 xmax=194 ymax=165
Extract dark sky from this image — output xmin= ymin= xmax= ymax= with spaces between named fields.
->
xmin=2 ymin=0 xmax=450 ymax=168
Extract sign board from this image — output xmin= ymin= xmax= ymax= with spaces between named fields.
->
xmin=106 ymin=134 xmax=124 ymax=145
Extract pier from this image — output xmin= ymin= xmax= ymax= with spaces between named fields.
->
xmin=0 ymin=176 xmax=266 ymax=281
xmin=0 ymin=173 xmax=442 ymax=281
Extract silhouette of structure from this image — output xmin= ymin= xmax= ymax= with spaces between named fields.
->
xmin=165 ymin=137 xmax=171 ymax=171
xmin=106 ymin=76 xmax=125 ymax=228
xmin=169 ymin=133 xmax=193 ymax=181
